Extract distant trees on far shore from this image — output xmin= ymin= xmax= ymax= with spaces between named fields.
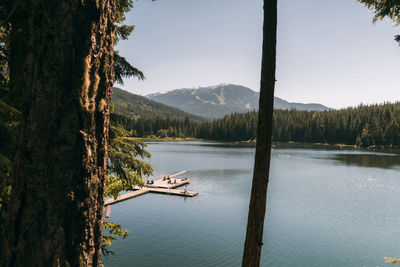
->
xmin=114 ymin=102 xmax=400 ymax=148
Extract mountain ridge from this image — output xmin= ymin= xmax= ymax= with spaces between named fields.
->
xmin=146 ymin=84 xmax=333 ymax=118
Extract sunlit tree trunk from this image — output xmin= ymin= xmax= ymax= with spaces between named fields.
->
xmin=242 ymin=0 xmax=277 ymax=266
xmin=1 ymin=0 xmax=115 ymax=266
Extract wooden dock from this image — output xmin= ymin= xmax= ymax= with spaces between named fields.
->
xmin=104 ymin=171 xmax=198 ymax=217
xmin=104 ymin=188 xmax=150 ymax=206
xmin=149 ymin=187 xmax=198 ymax=197
xmin=147 ymin=177 xmax=190 ymax=189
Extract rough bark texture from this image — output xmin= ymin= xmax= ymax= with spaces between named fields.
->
xmin=242 ymin=0 xmax=277 ymax=266
xmin=1 ymin=0 xmax=115 ymax=266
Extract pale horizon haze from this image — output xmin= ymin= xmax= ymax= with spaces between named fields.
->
xmin=116 ymin=0 xmax=400 ymax=109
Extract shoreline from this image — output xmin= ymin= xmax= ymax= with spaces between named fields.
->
xmin=136 ymin=136 xmax=203 ymax=142
xmin=136 ymin=136 xmax=399 ymax=150
xmin=272 ymin=141 xmax=399 ymax=150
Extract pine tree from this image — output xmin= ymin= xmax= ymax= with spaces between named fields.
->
xmin=242 ymin=0 xmax=277 ymax=265
xmin=1 ymin=1 xmax=115 ymax=265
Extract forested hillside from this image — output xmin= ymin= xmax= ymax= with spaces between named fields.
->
xmin=112 ymin=87 xmax=204 ymax=121
xmin=117 ymin=102 xmax=400 ymax=148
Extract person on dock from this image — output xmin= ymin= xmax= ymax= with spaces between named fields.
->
xmin=182 ymin=189 xmax=187 ymax=195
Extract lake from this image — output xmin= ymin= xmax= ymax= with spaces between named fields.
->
xmin=103 ymin=141 xmax=400 ymax=267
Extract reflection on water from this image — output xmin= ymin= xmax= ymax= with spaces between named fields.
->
xmin=332 ymin=153 xmax=400 ymax=169
xmin=274 ymin=142 xmax=400 ymax=169
xmin=103 ymin=141 xmax=400 ymax=267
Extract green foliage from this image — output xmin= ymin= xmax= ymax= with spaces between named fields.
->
xmin=102 ymin=114 xmax=153 ymax=255
xmin=196 ymin=112 xmax=257 ymax=141
xmin=107 ymin=1 xmax=153 ymax=253
xmin=102 ymin=221 xmax=131 ymax=256
xmin=116 ymin=114 xmax=200 ymax=138
xmin=357 ymin=0 xmax=400 ymax=24
xmin=115 ymin=0 xmax=135 ymax=44
xmin=105 ymin=0 xmax=155 ymax=255
xmin=116 ymin=24 xmax=135 ymax=41
xmin=107 ymin=118 xmax=153 ymax=194
xmin=156 ymin=129 xmax=169 ymax=138
xmin=103 ymin=221 xmax=130 ymax=247
xmin=112 ymin=0 xmax=146 ymax=84
xmin=114 ymin=52 xmax=144 ymax=85
xmin=193 ymin=102 xmax=400 ymax=147
xmin=271 ymin=103 xmax=400 ymax=148
xmin=357 ymin=0 xmax=400 ymax=44
xmin=385 ymin=257 xmax=400 ymax=264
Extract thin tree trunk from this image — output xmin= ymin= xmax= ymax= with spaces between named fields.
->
xmin=242 ymin=0 xmax=277 ymax=266
xmin=1 ymin=0 xmax=115 ymax=266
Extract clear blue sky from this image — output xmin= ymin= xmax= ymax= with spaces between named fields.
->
xmin=117 ymin=0 xmax=400 ymax=109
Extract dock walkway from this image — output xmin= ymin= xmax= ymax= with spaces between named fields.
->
xmin=105 ymin=188 xmax=150 ymax=206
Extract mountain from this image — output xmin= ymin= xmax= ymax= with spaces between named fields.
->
xmin=146 ymin=84 xmax=333 ymax=118
xmin=273 ymin=97 xmax=333 ymax=112
xmin=111 ymin=87 xmax=204 ymax=121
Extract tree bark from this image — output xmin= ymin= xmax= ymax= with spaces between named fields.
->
xmin=242 ymin=0 xmax=277 ymax=266
xmin=1 ymin=0 xmax=115 ymax=266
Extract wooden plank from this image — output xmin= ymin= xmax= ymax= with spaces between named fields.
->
xmin=149 ymin=187 xmax=198 ymax=197
xmin=168 ymin=170 xmax=187 ymax=178
xmin=105 ymin=188 xmax=150 ymax=206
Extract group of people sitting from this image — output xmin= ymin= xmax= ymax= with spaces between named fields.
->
xmin=163 ymin=176 xmax=178 ymax=184
xmin=146 ymin=175 xmax=189 ymax=195
xmin=162 ymin=176 xmax=189 ymax=184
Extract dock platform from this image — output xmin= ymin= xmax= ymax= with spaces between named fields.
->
xmin=149 ymin=187 xmax=198 ymax=197
xmin=147 ymin=177 xmax=190 ymax=189
xmin=104 ymin=171 xmax=198 ymax=217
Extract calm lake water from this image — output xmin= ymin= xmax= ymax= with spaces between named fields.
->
xmin=103 ymin=142 xmax=400 ymax=267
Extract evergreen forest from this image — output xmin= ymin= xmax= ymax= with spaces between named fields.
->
xmin=115 ymin=102 xmax=400 ymax=148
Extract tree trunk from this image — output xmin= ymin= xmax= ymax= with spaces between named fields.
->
xmin=242 ymin=0 xmax=277 ymax=266
xmin=1 ymin=0 xmax=115 ymax=266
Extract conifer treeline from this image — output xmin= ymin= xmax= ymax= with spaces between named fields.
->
xmin=112 ymin=114 xmax=199 ymax=137
xmin=272 ymin=102 xmax=400 ymax=147
xmin=114 ymin=102 xmax=400 ymax=148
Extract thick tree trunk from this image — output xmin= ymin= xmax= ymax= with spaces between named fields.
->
xmin=1 ymin=0 xmax=115 ymax=266
xmin=242 ymin=0 xmax=277 ymax=266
